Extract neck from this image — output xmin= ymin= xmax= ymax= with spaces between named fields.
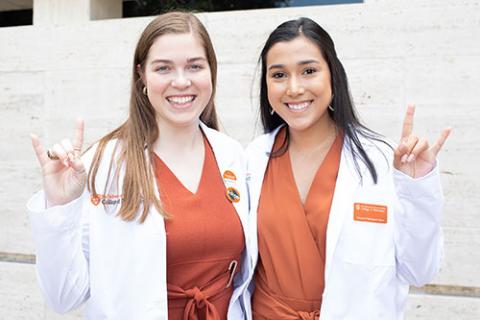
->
xmin=288 ymin=117 xmax=336 ymax=152
xmin=152 ymin=119 xmax=203 ymax=154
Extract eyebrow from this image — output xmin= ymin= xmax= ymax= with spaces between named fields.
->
xmin=187 ymin=57 xmax=207 ymax=63
xmin=268 ymin=59 xmax=320 ymax=70
xmin=150 ymin=57 xmax=207 ymax=64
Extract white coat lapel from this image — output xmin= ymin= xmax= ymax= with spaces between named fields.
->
xmin=247 ymin=143 xmax=269 ymax=217
xmin=324 ymin=139 xmax=361 ymax=283
xmin=200 ymin=122 xmax=256 ymax=306
xmin=199 ymin=123 xmax=248 ymax=229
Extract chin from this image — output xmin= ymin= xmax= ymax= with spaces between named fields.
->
xmin=172 ymin=118 xmax=200 ymax=128
xmin=166 ymin=108 xmax=203 ymax=123
xmin=285 ymin=119 xmax=314 ymax=132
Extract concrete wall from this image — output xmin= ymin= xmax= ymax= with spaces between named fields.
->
xmin=1 ymin=0 xmax=479 ymax=318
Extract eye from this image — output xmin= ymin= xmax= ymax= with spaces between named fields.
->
xmin=271 ymin=72 xmax=286 ymax=79
xmin=302 ymin=67 xmax=317 ymax=75
xmin=155 ymin=65 xmax=171 ymax=73
xmin=188 ymin=64 xmax=204 ymax=71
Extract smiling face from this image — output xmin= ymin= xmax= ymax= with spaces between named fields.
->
xmin=266 ymin=35 xmax=333 ymax=133
xmin=142 ymin=32 xmax=212 ymax=130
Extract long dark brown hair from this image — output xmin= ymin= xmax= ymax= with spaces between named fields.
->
xmin=259 ymin=17 xmax=388 ymax=183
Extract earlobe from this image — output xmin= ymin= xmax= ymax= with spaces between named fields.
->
xmin=136 ymin=64 xmax=144 ymax=80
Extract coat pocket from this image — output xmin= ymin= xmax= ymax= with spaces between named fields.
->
xmin=336 ymin=217 xmax=395 ymax=266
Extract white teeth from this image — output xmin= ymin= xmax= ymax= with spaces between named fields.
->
xmin=167 ymin=96 xmax=194 ymax=104
xmin=287 ymin=102 xmax=310 ymax=110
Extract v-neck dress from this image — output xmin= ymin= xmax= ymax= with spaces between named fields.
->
xmin=252 ymin=127 xmax=343 ymax=319
xmin=152 ymin=134 xmax=245 ymax=320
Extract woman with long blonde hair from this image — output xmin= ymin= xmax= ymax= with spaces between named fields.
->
xmin=28 ymin=12 xmax=253 ymax=319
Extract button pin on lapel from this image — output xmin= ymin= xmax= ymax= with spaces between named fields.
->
xmin=226 ymin=187 xmax=240 ymax=203
xmin=223 ymin=170 xmax=240 ymax=202
xmin=223 ymin=170 xmax=237 ymax=181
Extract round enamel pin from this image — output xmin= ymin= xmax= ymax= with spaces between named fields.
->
xmin=226 ymin=187 xmax=240 ymax=203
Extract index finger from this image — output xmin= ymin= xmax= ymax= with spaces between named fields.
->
xmin=401 ymin=104 xmax=415 ymax=140
xmin=72 ymin=118 xmax=84 ymax=158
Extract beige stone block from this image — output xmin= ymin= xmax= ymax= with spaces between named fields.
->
xmin=406 ymin=293 xmax=480 ymax=320
xmin=0 ymin=164 xmax=39 ymax=254
xmin=34 ymin=0 xmax=90 ymax=27
xmin=0 ymin=94 xmax=45 ymax=162
xmin=90 ymin=0 xmax=122 ymax=21
xmin=0 ymin=262 xmax=83 ymax=319
xmin=434 ymin=227 xmax=480 ymax=288
xmin=43 ymin=68 xmax=130 ymax=121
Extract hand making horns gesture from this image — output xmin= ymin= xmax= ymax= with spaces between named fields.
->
xmin=30 ymin=119 xmax=86 ymax=207
xmin=394 ymin=105 xmax=452 ymax=178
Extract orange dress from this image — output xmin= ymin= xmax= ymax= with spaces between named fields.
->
xmin=253 ymin=128 xmax=343 ymax=320
xmin=153 ymin=134 xmax=245 ymax=320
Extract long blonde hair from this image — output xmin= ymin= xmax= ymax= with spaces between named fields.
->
xmin=87 ymin=12 xmax=219 ymax=223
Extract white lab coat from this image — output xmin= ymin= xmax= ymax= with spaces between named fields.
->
xmin=245 ymin=126 xmax=444 ymax=320
xmin=27 ymin=123 xmax=254 ymax=320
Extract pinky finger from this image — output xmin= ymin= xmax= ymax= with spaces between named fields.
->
xmin=431 ymin=127 xmax=453 ymax=156
xmin=30 ymin=134 xmax=49 ymax=167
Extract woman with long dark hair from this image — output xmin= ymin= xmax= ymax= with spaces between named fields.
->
xmin=246 ymin=17 xmax=451 ymax=319
xmin=28 ymin=12 xmax=253 ymax=319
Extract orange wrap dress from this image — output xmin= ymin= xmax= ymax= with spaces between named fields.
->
xmin=153 ymin=134 xmax=245 ymax=320
xmin=253 ymin=128 xmax=343 ymax=320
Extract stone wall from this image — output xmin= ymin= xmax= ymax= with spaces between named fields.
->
xmin=0 ymin=0 xmax=478 ymax=318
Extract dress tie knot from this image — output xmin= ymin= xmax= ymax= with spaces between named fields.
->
xmin=186 ymin=287 xmax=207 ymax=308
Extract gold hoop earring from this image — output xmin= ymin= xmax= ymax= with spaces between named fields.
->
xmin=142 ymin=86 xmax=147 ymax=95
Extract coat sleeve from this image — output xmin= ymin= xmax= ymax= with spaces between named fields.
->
xmin=26 ymin=143 xmax=101 ymax=313
xmin=393 ymin=165 xmax=444 ymax=287
xmin=27 ymin=189 xmax=90 ymax=313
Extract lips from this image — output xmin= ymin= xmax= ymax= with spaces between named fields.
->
xmin=285 ymin=100 xmax=312 ymax=111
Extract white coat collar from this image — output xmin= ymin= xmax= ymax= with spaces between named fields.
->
xmin=199 ymin=122 xmax=238 ymax=170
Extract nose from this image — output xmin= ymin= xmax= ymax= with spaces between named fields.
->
xmin=171 ymin=72 xmax=192 ymax=89
xmin=286 ymin=76 xmax=305 ymax=97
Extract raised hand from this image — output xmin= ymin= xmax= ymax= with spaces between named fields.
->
xmin=30 ymin=119 xmax=87 ymax=207
xmin=394 ymin=105 xmax=452 ymax=178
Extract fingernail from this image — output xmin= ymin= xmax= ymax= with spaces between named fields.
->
xmin=401 ymin=154 xmax=408 ymax=164
xmin=407 ymin=154 xmax=415 ymax=162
